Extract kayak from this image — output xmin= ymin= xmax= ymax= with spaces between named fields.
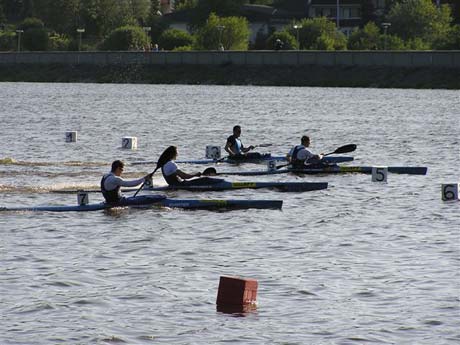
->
xmin=0 ymin=195 xmax=283 ymax=212
xmin=208 ymin=165 xmax=428 ymax=176
xmin=54 ymin=180 xmax=328 ymax=194
xmin=130 ymin=155 xmax=354 ymax=166
xmin=144 ymin=180 xmax=327 ymax=192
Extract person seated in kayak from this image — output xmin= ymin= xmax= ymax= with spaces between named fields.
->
xmin=286 ymin=135 xmax=325 ymax=169
xmin=225 ymin=125 xmax=264 ymax=160
xmin=156 ymin=146 xmax=223 ymax=186
xmin=101 ymin=160 xmax=152 ymax=203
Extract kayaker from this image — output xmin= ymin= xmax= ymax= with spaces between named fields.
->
xmin=287 ymin=136 xmax=324 ymax=168
xmin=101 ymin=160 xmax=152 ymax=203
xmin=156 ymin=146 xmax=223 ymax=186
xmin=224 ymin=125 xmax=262 ymax=160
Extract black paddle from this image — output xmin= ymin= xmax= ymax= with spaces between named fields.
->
xmin=276 ymin=144 xmax=357 ymax=169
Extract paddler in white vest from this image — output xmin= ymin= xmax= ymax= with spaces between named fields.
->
xmin=101 ymin=160 xmax=152 ymax=203
xmin=224 ymin=125 xmax=262 ymax=160
xmin=286 ymin=135 xmax=323 ymax=169
xmin=156 ymin=146 xmax=223 ymax=186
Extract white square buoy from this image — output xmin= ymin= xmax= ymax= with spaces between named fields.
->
xmin=206 ymin=145 xmax=221 ymax=159
xmin=372 ymin=166 xmax=388 ymax=182
xmin=77 ymin=191 xmax=89 ymax=205
xmin=267 ymin=160 xmax=277 ymax=172
xmin=122 ymin=137 xmax=137 ymax=150
xmin=65 ymin=131 xmax=78 ymax=142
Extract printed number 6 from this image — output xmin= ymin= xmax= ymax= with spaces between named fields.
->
xmin=443 ymin=185 xmax=455 ymax=200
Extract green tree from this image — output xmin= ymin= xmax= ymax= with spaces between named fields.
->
xmin=101 ymin=25 xmax=149 ymax=50
xmin=158 ymin=28 xmax=193 ymax=50
xmin=194 ymin=13 xmax=250 ymax=50
xmin=348 ymin=22 xmax=380 ymax=50
xmin=433 ymin=22 xmax=460 ymax=49
xmin=33 ymin=0 xmax=80 ymax=35
xmin=80 ymin=0 xmax=138 ymax=38
xmin=191 ymin=0 xmax=245 ymax=27
xmin=129 ymin=0 xmax=151 ymax=25
xmin=289 ymin=17 xmax=347 ymax=50
xmin=23 ymin=27 xmax=49 ymax=50
xmin=266 ymin=30 xmax=296 ymax=50
xmin=145 ymin=13 xmax=169 ymax=44
xmin=49 ymin=33 xmax=71 ymax=50
xmin=377 ymin=34 xmax=405 ymax=50
xmin=0 ymin=2 xmax=6 ymax=23
xmin=174 ymin=0 xmax=197 ymax=11
xmin=0 ymin=31 xmax=16 ymax=51
xmin=19 ymin=16 xmax=44 ymax=31
xmin=387 ymin=0 xmax=453 ymax=48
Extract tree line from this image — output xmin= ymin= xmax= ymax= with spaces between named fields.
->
xmin=0 ymin=0 xmax=459 ymax=51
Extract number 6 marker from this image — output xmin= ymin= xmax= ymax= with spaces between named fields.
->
xmin=441 ymin=183 xmax=459 ymax=201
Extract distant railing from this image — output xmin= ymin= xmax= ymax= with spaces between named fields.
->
xmin=0 ymin=51 xmax=459 ymax=68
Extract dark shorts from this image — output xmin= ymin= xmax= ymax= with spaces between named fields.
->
xmin=229 ymin=152 xmax=269 ymax=161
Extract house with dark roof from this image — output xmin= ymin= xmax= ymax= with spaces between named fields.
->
xmin=164 ymin=1 xmax=389 ymax=45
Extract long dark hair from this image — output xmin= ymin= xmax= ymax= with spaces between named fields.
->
xmin=153 ymin=146 xmax=177 ymax=174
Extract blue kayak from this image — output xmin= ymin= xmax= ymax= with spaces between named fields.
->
xmin=54 ymin=180 xmax=328 ymax=194
xmin=0 ymin=195 xmax=283 ymax=212
xmin=210 ymin=165 xmax=428 ymax=176
xmin=143 ymin=180 xmax=327 ymax=192
xmin=130 ymin=155 xmax=354 ymax=166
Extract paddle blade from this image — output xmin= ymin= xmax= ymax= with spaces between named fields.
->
xmin=325 ymin=144 xmax=357 ymax=156
xmin=335 ymin=144 xmax=356 ymax=154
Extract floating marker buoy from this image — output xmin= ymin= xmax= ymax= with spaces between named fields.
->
xmin=372 ymin=166 xmax=388 ymax=182
xmin=77 ymin=191 xmax=89 ymax=205
xmin=216 ymin=276 xmax=258 ymax=309
xmin=122 ymin=137 xmax=137 ymax=150
xmin=206 ymin=145 xmax=221 ymax=159
xmin=65 ymin=131 xmax=78 ymax=142
xmin=267 ymin=160 xmax=276 ymax=172
xmin=442 ymin=183 xmax=459 ymax=201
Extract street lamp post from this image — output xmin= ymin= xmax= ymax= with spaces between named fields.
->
xmin=76 ymin=28 xmax=85 ymax=51
xmin=142 ymin=26 xmax=151 ymax=50
xmin=15 ymin=30 xmax=23 ymax=52
xmin=217 ymin=25 xmax=225 ymax=50
xmin=293 ymin=25 xmax=302 ymax=50
xmin=381 ymin=23 xmax=391 ymax=50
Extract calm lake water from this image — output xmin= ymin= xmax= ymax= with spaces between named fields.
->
xmin=0 ymin=82 xmax=459 ymax=344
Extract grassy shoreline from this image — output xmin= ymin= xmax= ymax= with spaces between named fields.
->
xmin=1 ymin=64 xmax=459 ymax=89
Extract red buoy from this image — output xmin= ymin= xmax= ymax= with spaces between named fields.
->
xmin=216 ymin=276 xmax=258 ymax=307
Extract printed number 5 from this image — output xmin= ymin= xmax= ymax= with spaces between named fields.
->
xmin=376 ymin=168 xmax=385 ymax=181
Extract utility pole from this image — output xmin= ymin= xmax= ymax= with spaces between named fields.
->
xmin=382 ymin=23 xmax=391 ymax=50
xmin=16 ymin=30 xmax=24 ymax=52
